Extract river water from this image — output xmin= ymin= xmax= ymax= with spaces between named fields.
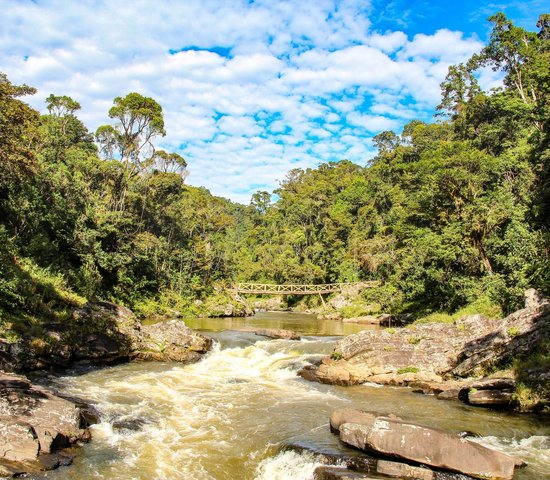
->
xmin=44 ymin=312 xmax=550 ymax=480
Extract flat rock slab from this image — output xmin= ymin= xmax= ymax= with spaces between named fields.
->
xmin=377 ymin=459 xmax=435 ymax=480
xmin=339 ymin=417 xmax=520 ymax=480
xmin=136 ymin=320 xmax=213 ymax=362
xmin=236 ymin=327 xmax=301 ymax=340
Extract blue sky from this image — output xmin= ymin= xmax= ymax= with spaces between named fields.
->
xmin=0 ymin=0 xmax=545 ymax=203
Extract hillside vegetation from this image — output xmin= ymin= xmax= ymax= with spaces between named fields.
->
xmin=0 ymin=13 xmax=548 ymax=339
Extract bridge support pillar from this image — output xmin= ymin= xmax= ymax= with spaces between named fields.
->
xmin=318 ymin=292 xmax=326 ymax=308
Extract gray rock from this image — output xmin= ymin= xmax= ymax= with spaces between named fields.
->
xmin=314 ymin=466 xmax=375 ymax=479
xmin=135 ymin=319 xmax=213 ymax=363
xmin=299 ymin=292 xmax=549 ymax=389
xmin=0 ymin=372 xmax=97 ymax=475
xmin=467 ymin=389 xmax=513 ymax=407
xmin=339 ymin=418 xmax=520 ymax=480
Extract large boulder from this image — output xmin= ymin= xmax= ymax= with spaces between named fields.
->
xmin=300 ymin=291 xmax=549 ymax=387
xmin=339 ymin=417 xmax=521 ymax=480
xmin=1 ymin=302 xmax=213 ymax=371
xmin=0 ymin=372 xmax=98 ymax=477
xmin=284 ymin=441 xmax=474 ymax=480
xmin=135 ymin=320 xmax=213 ymax=363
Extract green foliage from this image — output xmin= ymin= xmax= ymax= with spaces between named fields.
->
xmin=414 ymin=296 xmax=503 ymax=324
xmin=330 ymin=351 xmax=343 ymax=360
xmin=0 ymin=12 xmax=549 ymax=341
xmin=340 ymin=301 xmax=380 ymax=319
xmin=507 ymin=326 xmax=520 ymax=337
xmin=397 ymin=366 xmax=419 ymax=374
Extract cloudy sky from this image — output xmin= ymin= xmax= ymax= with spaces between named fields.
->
xmin=0 ymin=0 xmax=545 ymax=203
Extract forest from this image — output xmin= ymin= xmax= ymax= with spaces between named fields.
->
xmin=0 ymin=13 xmax=549 ymax=336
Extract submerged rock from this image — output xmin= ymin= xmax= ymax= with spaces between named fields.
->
xmin=0 ymin=372 xmax=97 ymax=477
xmin=235 ymin=327 xmax=301 ymax=340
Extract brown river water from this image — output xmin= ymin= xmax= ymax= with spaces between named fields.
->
xmin=43 ymin=312 xmax=550 ymax=480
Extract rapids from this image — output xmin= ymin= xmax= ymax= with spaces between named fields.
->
xmin=43 ymin=313 xmax=550 ymax=480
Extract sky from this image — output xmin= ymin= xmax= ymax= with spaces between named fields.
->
xmin=0 ymin=0 xmax=546 ymax=204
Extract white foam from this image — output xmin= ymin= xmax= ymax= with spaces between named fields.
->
xmin=472 ymin=435 xmax=550 ymax=476
xmin=254 ymin=450 xmax=330 ymax=480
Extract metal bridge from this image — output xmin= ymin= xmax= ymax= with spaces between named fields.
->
xmin=233 ymin=281 xmax=378 ymax=295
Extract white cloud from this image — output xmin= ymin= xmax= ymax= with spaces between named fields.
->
xmin=0 ymin=0 xmax=485 ymax=203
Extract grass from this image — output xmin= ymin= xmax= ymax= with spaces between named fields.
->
xmin=1 ymin=257 xmax=87 ymax=341
xmin=397 ymin=366 xmax=419 ymax=374
xmin=512 ymin=338 xmax=550 ymax=411
xmin=413 ymin=296 xmax=503 ymax=325
xmin=340 ymin=301 xmax=381 ymax=319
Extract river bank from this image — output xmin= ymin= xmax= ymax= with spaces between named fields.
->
xmin=1 ymin=299 xmax=549 ymax=478
xmin=17 ymin=314 xmax=550 ymax=479
xmin=299 ymin=289 xmax=550 ymax=414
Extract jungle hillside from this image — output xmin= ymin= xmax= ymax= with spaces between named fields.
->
xmin=0 ymin=13 xmax=549 ymax=337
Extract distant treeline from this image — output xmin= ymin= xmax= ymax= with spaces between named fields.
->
xmin=0 ymin=13 xmax=548 ymax=330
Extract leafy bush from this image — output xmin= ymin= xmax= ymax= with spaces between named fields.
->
xmin=397 ymin=366 xmax=419 ymax=374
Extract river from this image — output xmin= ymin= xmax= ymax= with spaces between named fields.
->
xmin=43 ymin=312 xmax=550 ymax=479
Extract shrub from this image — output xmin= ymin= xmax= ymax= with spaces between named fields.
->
xmin=397 ymin=366 xmax=419 ymax=374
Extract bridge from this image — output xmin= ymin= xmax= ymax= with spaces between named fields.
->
xmin=233 ymin=281 xmax=378 ymax=295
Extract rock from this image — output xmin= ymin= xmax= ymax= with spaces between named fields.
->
xmin=329 ymin=294 xmax=352 ymax=310
xmin=409 ymin=380 xmax=469 ymax=396
xmin=437 ymin=389 xmax=462 ymax=400
xmin=0 ymin=372 xmax=97 ymax=475
xmin=204 ymin=294 xmax=253 ymax=317
xmin=72 ymin=301 xmax=143 ymax=353
xmin=376 ymin=459 xmax=435 ymax=480
xmin=342 ymin=316 xmax=380 ymax=324
xmin=314 ymin=466 xmax=375 ymax=479
xmin=252 ymin=296 xmax=289 ymax=312
xmin=3 ymin=302 xmax=213 ymax=371
xmin=300 ymin=293 xmax=549 ymax=390
xmin=253 ymin=328 xmax=301 ymax=340
xmin=235 ymin=327 xmax=301 ymax=340
xmin=135 ymin=320 xmax=213 ymax=363
xmin=283 ymin=442 xmax=377 ymax=473
xmin=524 ymin=288 xmax=547 ymax=309
xmin=284 ymin=442 xmax=473 ymax=480
xmin=466 ymin=377 xmax=515 ymax=390
xmin=330 ymin=409 xmax=377 ymax=433
xmin=112 ymin=416 xmax=148 ymax=431
xmin=339 ymin=417 xmax=521 ymax=480
xmin=467 ymin=389 xmax=513 ymax=407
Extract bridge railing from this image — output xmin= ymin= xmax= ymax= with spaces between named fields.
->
xmin=233 ymin=281 xmax=378 ymax=295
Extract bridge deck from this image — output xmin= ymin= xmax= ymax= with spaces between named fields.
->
xmin=233 ymin=281 xmax=378 ymax=295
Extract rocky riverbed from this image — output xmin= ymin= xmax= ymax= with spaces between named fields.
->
xmin=299 ymin=290 xmax=549 ymax=412
xmin=0 ymin=297 xmax=548 ymax=478
xmin=288 ymin=407 xmax=528 ymax=480
xmin=0 ymin=301 xmax=213 ymax=476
